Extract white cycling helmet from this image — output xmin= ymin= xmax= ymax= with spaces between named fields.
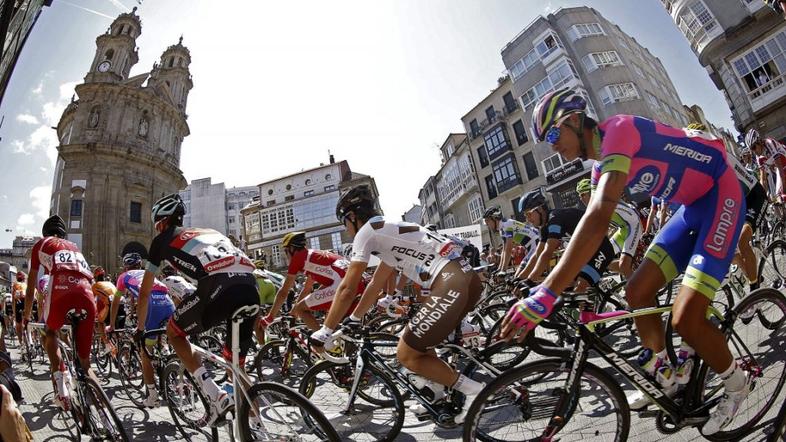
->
xmin=745 ymin=128 xmax=761 ymax=148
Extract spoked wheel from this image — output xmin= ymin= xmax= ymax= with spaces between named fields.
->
xmin=253 ymin=338 xmax=311 ymax=387
xmin=163 ymin=360 xmax=218 ymax=441
xmin=238 ymin=381 xmax=340 ymax=441
xmin=117 ymin=343 xmax=145 ymax=404
xmin=82 ymin=377 xmax=131 ymax=441
xmin=195 ymin=334 xmax=226 ymax=384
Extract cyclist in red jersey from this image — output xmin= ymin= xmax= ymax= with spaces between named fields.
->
xmin=23 ymin=215 xmax=97 ymax=409
xmin=747 ymin=128 xmax=786 ymax=207
xmin=260 ymin=231 xmax=364 ymax=331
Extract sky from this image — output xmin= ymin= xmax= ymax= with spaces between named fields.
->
xmin=0 ymin=0 xmax=735 ymax=247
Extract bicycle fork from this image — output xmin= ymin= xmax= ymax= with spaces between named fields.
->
xmin=342 ymin=351 xmax=367 ymax=414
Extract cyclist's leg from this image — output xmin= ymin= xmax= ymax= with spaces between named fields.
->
xmin=166 ymin=285 xmax=209 ymax=374
xmin=297 ymin=282 xmax=340 ymax=331
xmin=215 ymin=282 xmax=260 ymax=367
xmin=740 ymin=183 xmax=765 ymax=285
xmin=628 ymin=206 xmax=694 ymax=352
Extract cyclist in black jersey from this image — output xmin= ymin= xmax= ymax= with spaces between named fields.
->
xmin=135 ymin=194 xmax=259 ymax=427
xmin=516 ymin=190 xmax=614 ymax=292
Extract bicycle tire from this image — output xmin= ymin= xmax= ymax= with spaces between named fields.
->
xmin=195 ymin=334 xmax=227 ymax=384
xmin=162 ymin=360 xmax=218 ymax=441
xmin=82 ymin=377 xmax=130 ymax=440
xmin=238 ymin=381 xmax=340 ymax=441
xmin=24 ymin=332 xmax=33 ymax=373
xmin=698 ymin=288 xmax=786 ymax=440
xmin=117 ymin=342 xmax=145 ymax=405
xmin=298 ymin=360 xmax=404 ymax=441
xmin=463 ymin=358 xmax=630 ymax=441
xmin=254 ymin=338 xmax=310 ymax=386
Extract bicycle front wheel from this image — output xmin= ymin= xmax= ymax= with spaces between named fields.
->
xmin=463 ymin=358 xmax=630 ymax=442
xmin=84 ymin=377 xmax=130 ymax=441
xmin=238 ymin=381 xmax=339 ymax=441
xmin=162 ymin=360 xmax=218 ymax=441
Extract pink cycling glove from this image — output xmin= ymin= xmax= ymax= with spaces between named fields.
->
xmin=506 ymin=286 xmax=558 ymax=333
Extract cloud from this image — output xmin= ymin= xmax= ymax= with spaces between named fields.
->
xmin=32 ymin=81 xmax=43 ymax=96
xmin=17 ymin=214 xmax=35 ymax=225
xmin=544 ymin=1 xmax=554 ymax=13
xmin=11 ymin=125 xmax=58 ymax=165
xmin=29 ymin=185 xmax=52 ymax=221
xmin=14 ymin=226 xmax=36 ymax=236
xmin=16 ymin=114 xmax=39 ymax=125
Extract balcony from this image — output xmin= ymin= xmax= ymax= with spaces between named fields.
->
xmin=742 ymin=0 xmax=766 ymax=15
xmin=540 ymin=45 xmax=567 ymax=68
xmin=480 ymin=111 xmax=504 ymax=133
xmin=749 ymin=73 xmax=786 ymax=113
xmin=503 ymin=101 xmax=520 ymax=116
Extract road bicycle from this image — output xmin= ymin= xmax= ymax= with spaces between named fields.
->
xmin=163 ymin=304 xmax=339 ymax=441
xmin=463 ymin=288 xmax=786 ymax=441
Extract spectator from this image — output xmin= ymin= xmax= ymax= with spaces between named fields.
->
xmin=765 ymin=0 xmax=786 ymax=20
xmin=0 ymin=351 xmax=30 ymax=442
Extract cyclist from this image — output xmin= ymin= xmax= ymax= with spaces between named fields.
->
xmin=576 ymin=178 xmax=643 ymax=279
xmin=160 ymin=265 xmax=195 ymax=307
xmin=517 ymin=189 xmax=614 ymax=292
xmin=312 ymin=185 xmax=485 ymax=423
xmin=110 ymin=253 xmax=175 ymax=408
xmin=260 ymin=231 xmax=363 ymax=332
xmin=503 ymin=88 xmax=749 ymax=435
xmin=92 ymin=267 xmax=119 ymax=356
xmin=481 ymin=207 xmax=539 ymax=278
xmin=136 ymin=193 xmax=259 ymax=426
xmin=12 ymin=273 xmax=27 ymax=360
xmin=23 ymin=215 xmax=97 ymax=410
xmin=747 ymin=128 xmax=786 ymax=208
xmin=252 ymin=268 xmax=278 ymax=345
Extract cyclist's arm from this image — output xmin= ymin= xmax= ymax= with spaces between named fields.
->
xmin=22 ymin=268 xmax=38 ymax=322
xmin=136 ymin=271 xmax=155 ymax=332
xmin=350 ymin=261 xmax=395 ymax=321
xmin=645 ymin=203 xmax=656 ymax=233
xmin=267 ymin=274 xmax=297 ymax=319
xmin=525 ymin=239 xmax=559 ymax=282
xmin=775 ymin=157 xmax=786 ymax=195
xmin=519 ymin=241 xmax=544 ymax=279
xmin=760 ymin=166 xmax=770 ymax=196
xmin=542 ymin=171 xmax=626 ymax=294
xmin=295 ymin=276 xmax=315 ymax=303
xmin=323 ymin=261 xmax=369 ymax=329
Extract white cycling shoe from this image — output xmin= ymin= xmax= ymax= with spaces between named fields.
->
xmin=703 ymin=376 xmax=752 ymax=435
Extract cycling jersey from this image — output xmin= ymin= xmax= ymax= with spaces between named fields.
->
xmin=287 ymin=249 xmax=348 ymax=286
xmin=116 ymin=269 xmax=175 ymax=332
xmin=146 ymin=227 xmax=255 ymax=280
xmin=591 ymin=115 xmax=744 ymax=299
xmin=350 ymin=216 xmax=464 ymax=288
xmin=499 ymin=218 xmax=539 ymax=259
xmin=92 ymin=281 xmax=117 ymax=323
xmin=254 ymin=274 xmax=277 ymax=305
xmin=162 ymin=275 xmax=196 ymax=304
xmin=37 ymin=275 xmax=50 ymax=322
xmin=609 ymin=202 xmax=643 ymax=258
xmin=29 ymin=236 xmax=95 ymax=359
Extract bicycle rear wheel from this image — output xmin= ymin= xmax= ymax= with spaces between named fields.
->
xmin=463 ymin=358 xmax=630 ymax=442
xmin=83 ymin=377 xmax=130 ymax=441
xmin=254 ymin=338 xmax=310 ymax=386
xmin=238 ymin=381 xmax=339 ymax=441
xmin=162 ymin=360 xmax=218 ymax=441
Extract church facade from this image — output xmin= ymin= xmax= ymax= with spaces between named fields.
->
xmin=50 ymin=7 xmax=192 ymax=272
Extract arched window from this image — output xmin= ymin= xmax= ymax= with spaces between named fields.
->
xmin=168 ymin=57 xmax=174 ymax=68
xmin=117 ymin=24 xmax=125 ymax=36
xmin=105 ymin=48 xmax=114 ymax=60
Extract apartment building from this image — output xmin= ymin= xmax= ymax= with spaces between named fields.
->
xmin=225 ymin=185 xmax=259 ymax=243
xmin=662 ymin=0 xmax=786 ymax=140
xmin=241 ymin=159 xmax=379 ymax=271
xmin=180 ymin=178 xmax=227 ymax=234
xmin=499 ymin=6 xmax=690 ymax=207
xmin=418 ymin=176 xmax=442 ymax=226
xmin=402 ymin=204 xmax=422 ymax=224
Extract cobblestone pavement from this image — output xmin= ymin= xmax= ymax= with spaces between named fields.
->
xmin=9 ymin=324 xmax=785 ymax=441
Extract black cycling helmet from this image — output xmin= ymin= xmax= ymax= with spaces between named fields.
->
xmin=42 ymin=215 xmax=66 ymax=238
xmin=336 ymin=185 xmax=376 ymax=221
xmin=518 ymin=189 xmax=547 ymax=213
xmin=151 ymin=193 xmax=186 ymax=227
xmin=482 ymin=207 xmax=503 ymax=220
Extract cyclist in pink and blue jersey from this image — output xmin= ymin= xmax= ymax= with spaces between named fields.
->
xmin=500 ymin=88 xmax=750 ymax=436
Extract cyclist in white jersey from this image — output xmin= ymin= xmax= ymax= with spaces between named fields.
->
xmin=482 ymin=207 xmax=539 ymax=276
xmin=747 ymin=128 xmax=786 ymax=205
xmin=311 ymin=185 xmax=485 ymax=423
xmin=160 ymin=266 xmax=195 ymax=307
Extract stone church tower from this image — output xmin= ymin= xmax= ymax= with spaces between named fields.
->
xmin=50 ymin=7 xmax=192 ymax=271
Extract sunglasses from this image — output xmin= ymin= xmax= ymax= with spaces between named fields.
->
xmin=545 ymin=126 xmax=561 ymax=145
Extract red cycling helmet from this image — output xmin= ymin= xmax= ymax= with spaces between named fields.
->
xmin=15 ymin=272 xmax=25 ymax=282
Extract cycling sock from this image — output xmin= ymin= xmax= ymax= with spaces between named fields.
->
xmin=720 ymin=362 xmax=746 ymax=392
xmin=452 ymin=374 xmax=483 ymax=395
xmin=194 ymin=366 xmax=221 ymax=401
xmin=146 ymin=384 xmax=156 ymax=395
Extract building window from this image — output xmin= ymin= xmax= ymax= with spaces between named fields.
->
xmin=272 ymin=245 xmax=281 ymax=266
xmin=469 ymin=119 xmax=480 ymax=137
xmin=523 ymin=152 xmax=539 ymax=180
xmin=266 ymin=200 xmax=276 ymax=207
xmin=268 ymin=189 xmax=273 ymax=195
xmin=331 ymin=232 xmax=342 ymax=251
xmin=228 ymin=216 xmax=235 ymax=224
xmin=485 ymin=175 xmax=497 ymax=199
xmin=508 ymin=48 xmax=540 ymax=80
xmin=324 ymin=185 xmax=336 ymax=191
xmin=598 ymin=83 xmax=640 ymax=105
xmin=70 ymin=199 xmax=83 ymax=217
xmin=477 ymin=146 xmax=489 ymax=168
xmin=304 ymin=190 xmax=314 ymax=197
xmin=632 ymin=63 xmax=644 ymax=78
xmin=467 ymin=195 xmax=484 ymax=223
xmin=567 ymin=22 xmax=605 ymax=41
xmin=645 ymin=91 xmax=662 ymax=111
xmin=309 ymin=236 xmax=320 ymax=250
xmin=325 ymin=174 xmax=332 ymax=180
xmin=542 ymin=153 xmax=566 ymax=175
xmin=675 ymin=0 xmax=718 ymax=47
xmin=535 ymin=33 xmax=560 ymax=59
xmin=503 ymin=92 xmax=517 ymax=114
xmin=520 ymin=60 xmax=579 ymax=109
xmin=492 ymin=155 xmax=521 ymax=194
xmin=484 ymin=125 xmax=511 ymax=160
xmin=285 ymin=195 xmax=294 ymax=201
xmin=732 ymin=30 xmax=786 ymax=96
xmin=581 ymin=51 xmax=622 ymax=72
xmin=485 ymin=106 xmax=496 ymax=122
xmin=129 ymin=202 xmax=142 ymax=223
xmin=512 ymin=120 xmax=528 ymax=146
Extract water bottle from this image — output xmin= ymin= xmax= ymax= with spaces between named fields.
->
xmin=675 ymin=343 xmax=695 ymax=385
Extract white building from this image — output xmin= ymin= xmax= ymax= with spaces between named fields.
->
xmin=225 ymin=185 xmax=258 ymax=242
xmin=180 ymin=178 xmax=227 ymax=234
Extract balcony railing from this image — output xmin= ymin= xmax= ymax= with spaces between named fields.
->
xmin=749 ymin=73 xmax=786 ymax=113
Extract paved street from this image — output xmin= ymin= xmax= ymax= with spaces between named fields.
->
xmin=9 ymin=327 xmax=785 ymax=441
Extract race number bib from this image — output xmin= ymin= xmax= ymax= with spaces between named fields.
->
xmin=53 ymin=250 xmax=92 ymax=278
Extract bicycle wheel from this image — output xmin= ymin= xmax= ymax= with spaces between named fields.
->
xmin=24 ymin=332 xmax=33 ymax=373
xmin=254 ymin=338 xmax=311 ymax=386
xmin=195 ymin=334 xmax=226 ymax=384
xmin=697 ymin=288 xmax=786 ymax=440
xmin=463 ymin=358 xmax=630 ymax=441
xmin=162 ymin=360 xmax=218 ymax=441
xmin=238 ymin=381 xmax=340 ymax=441
xmin=117 ymin=343 xmax=145 ymax=404
xmin=759 ymin=239 xmax=786 ymax=300
xmin=298 ymin=360 xmax=404 ymax=441
xmin=83 ymin=377 xmax=130 ymax=441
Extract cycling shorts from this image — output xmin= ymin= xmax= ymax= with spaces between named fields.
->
xmin=145 ymin=290 xmax=175 ymax=340
xmin=644 ymin=168 xmax=744 ymax=300
xmin=610 ymin=204 xmax=644 ymax=257
xmin=577 ymin=237 xmax=615 ymax=286
xmin=14 ymin=301 xmax=24 ymax=323
xmin=257 ymin=278 xmax=277 ymax=305
xmin=745 ymin=182 xmax=766 ymax=233
xmin=45 ymin=274 xmax=95 ymax=360
xmin=403 ymin=259 xmax=481 ymax=351
xmin=302 ymin=277 xmax=364 ymax=312
xmin=169 ymin=273 xmax=259 ymax=357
